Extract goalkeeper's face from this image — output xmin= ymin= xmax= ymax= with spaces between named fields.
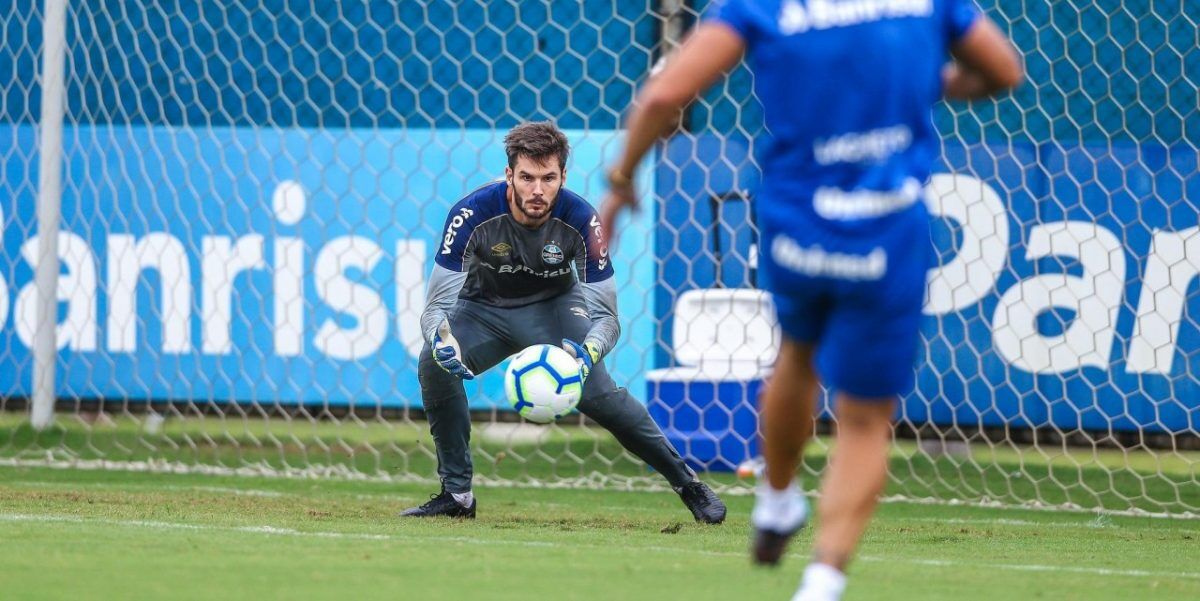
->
xmin=506 ymin=155 xmax=564 ymax=225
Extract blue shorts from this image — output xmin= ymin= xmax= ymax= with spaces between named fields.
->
xmin=758 ymin=201 xmax=932 ymax=398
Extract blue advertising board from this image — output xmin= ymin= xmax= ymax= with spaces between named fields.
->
xmin=0 ymin=125 xmax=655 ymax=409
xmin=2 ymin=0 xmax=1196 ymax=435
xmin=655 ymin=135 xmax=1200 ymax=435
xmin=5 ymin=127 xmax=1199 ymax=435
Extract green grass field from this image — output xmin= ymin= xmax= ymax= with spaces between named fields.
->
xmin=2 ymin=464 xmax=1199 ymax=601
xmin=2 ymin=413 xmax=1199 ymax=599
xmin=3 ymin=413 xmax=1198 ymax=514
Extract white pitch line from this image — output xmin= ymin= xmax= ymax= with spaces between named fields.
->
xmin=1 ymin=513 xmax=1198 ymax=582
xmin=856 ymin=555 xmax=1199 ymax=580
xmin=0 ymin=513 xmax=395 ymax=541
xmin=1 ymin=479 xmax=656 ymax=510
xmin=3 ymin=479 xmax=294 ymax=498
xmin=901 ymin=516 xmax=1200 ymax=534
xmin=6 ymin=478 xmax=1199 ymax=534
xmin=10 ymin=478 xmax=1192 ymax=531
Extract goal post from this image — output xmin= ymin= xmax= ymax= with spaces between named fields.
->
xmin=1 ymin=0 xmax=1197 ymax=516
xmin=31 ymin=0 xmax=67 ymax=431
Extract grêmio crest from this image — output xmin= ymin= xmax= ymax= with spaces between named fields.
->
xmin=542 ymin=243 xmax=564 ymax=265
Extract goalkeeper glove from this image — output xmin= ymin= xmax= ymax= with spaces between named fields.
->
xmin=433 ymin=319 xmax=475 ymax=380
xmin=561 ymin=338 xmax=600 ymax=382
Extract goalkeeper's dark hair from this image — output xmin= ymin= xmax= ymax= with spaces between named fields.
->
xmin=504 ymin=121 xmax=570 ymax=171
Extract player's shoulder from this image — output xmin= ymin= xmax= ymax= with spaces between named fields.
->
xmin=450 ymin=179 xmax=509 ymax=222
xmin=712 ymin=0 xmax=954 ymax=39
xmin=711 ymin=0 xmax=780 ymax=17
xmin=705 ymin=0 xmax=782 ymax=32
xmin=552 ymin=187 xmax=600 ymax=234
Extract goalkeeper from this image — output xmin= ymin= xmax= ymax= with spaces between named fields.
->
xmin=401 ymin=121 xmax=726 ymax=524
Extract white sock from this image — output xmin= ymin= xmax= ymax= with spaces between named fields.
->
xmin=451 ymin=491 xmax=474 ymax=508
xmin=751 ymin=480 xmax=808 ymax=533
xmin=793 ymin=563 xmax=847 ymax=601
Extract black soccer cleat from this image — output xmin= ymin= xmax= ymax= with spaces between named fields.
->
xmin=399 ymin=489 xmax=477 ymax=519
xmin=676 ymin=480 xmax=727 ymax=524
xmin=751 ymin=525 xmax=802 ymax=566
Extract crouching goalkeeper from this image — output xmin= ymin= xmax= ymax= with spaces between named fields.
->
xmin=401 ymin=121 xmax=726 ymax=524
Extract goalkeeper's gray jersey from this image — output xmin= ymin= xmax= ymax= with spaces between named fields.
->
xmin=420 ymin=181 xmax=621 ymax=356
xmin=433 ymin=181 xmax=614 ymax=307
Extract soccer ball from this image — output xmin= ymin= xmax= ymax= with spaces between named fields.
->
xmin=504 ymin=344 xmax=584 ymax=424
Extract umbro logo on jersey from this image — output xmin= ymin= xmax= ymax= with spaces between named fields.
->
xmin=491 ymin=242 xmax=512 ymax=257
xmin=570 ymin=306 xmax=589 ymax=319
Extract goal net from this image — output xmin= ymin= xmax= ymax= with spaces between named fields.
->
xmin=1 ymin=0 xmax=1197 ymax=516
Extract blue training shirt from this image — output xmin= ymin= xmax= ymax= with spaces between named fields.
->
xmin=707 ymin=0 xmax=979 ymax=227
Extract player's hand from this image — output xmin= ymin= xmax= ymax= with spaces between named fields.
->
xmin=562 ymin=338 xmax=599 ymax=382
xmin=598 ymin=168 xmax=638 ymax=248
xmin=433 ymin=319 xmax=475 ymax=380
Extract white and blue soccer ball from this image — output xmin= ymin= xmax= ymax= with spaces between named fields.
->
xmin=504 ymin=344 xmax=583 ymax=424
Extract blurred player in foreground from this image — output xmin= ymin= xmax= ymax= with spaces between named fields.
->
xmin=600 ymin=1 xmax=1021 ymax=598
xmin=402 ymin=121 xmax=726 ymax=524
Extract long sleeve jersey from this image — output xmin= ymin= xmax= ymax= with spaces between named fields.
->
xmin=419 ymin=181 xmax=620 ymax=357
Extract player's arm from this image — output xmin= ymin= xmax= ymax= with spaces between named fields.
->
xmin=579 ymin=279 xmax=620 ymax=360
xmin=599 ymin=22 xmax=745 ymax=246
xmin=943 ymin=15 xmax=1023 ymax=99
xmin=566 ymin=204 xmax=620 ymax=364
xmin=421 ymin=200 xmax=480 ymax=378
xmin=422 ymin=200 xmax=477 ymax=344
xmin=420 ymin=265 xmax=467 ymax=345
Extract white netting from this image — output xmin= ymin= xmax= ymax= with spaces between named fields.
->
xmin=1 ymin=0 xmax=1197 ymax=516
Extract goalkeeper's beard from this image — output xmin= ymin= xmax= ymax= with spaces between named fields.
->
xmin=513 ymin=190 xmax=556 ymax=220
